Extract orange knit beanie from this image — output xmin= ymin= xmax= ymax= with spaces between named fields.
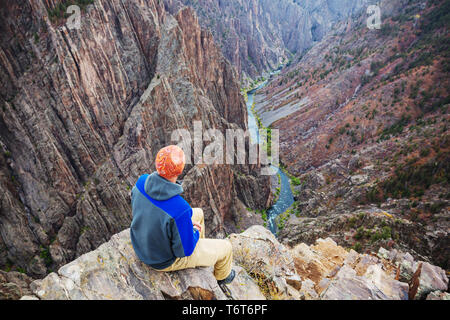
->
xmin=155 ymin=145 xmax=186 ymax=180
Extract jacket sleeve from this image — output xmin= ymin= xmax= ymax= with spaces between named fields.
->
xmin=170 ymin=207 xmax=200 ymax=258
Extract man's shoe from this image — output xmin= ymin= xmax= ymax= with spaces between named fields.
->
xmin=218 ymin=269 xmax=235 ymax=285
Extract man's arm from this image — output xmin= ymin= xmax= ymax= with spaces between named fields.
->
xmin=170 ymin=208 xmax=200 ymax=258
xmin=193 ymin=222 xmax=202 ymax=233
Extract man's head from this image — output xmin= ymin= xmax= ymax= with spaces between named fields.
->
xmin=155 ymin=145 xmax=186 ymax=182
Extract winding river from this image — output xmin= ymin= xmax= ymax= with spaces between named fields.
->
xmin=246 ymin=75 xmax=295 ymax=235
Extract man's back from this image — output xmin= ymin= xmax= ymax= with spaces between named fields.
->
xmin=130 ymin=173 xmax=199 ymax=269
xmin=130 ymin=145 xmax=234 ymax=285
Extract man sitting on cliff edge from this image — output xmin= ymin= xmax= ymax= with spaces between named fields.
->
xmin=130 ymin=145 xmax=235 ymax=285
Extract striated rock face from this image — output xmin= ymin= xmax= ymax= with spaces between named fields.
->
xmin=21 ymin=225 xmax=448 ymax=300
xmin=0 ymin=270 xmax=33 ymax=300
xmin=163 ymin=0 xmax=371 ymax=81
xmin=0 ymin=0 xmax=270 ymax=278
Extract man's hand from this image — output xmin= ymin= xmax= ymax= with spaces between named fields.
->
xmin=193 ymin=222 xmax=202 ymax=233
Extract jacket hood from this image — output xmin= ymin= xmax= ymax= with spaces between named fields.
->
xmin=144 ymin=172 xmax=184 ymax=201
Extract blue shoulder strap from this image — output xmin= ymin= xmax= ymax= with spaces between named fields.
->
xmin=136 ymin=174 xmax=150 ymax=199
xmin=135 ymin=174 xmax=188 ymax=215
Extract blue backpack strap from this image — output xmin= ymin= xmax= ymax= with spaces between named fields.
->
xmin=136 ymin=174 xmax=150 ymax=199
xmin=135 ymin=174 xmax=188 ymax=214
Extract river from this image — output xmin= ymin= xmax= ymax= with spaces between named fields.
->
xmin=246 ymin=73 xmax=295 ymax=235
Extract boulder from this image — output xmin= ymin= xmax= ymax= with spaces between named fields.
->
xmin=320 ymin=265 xmax=388 ymax=300
xmin=228 ymin=225 xmax=299 ymax=299
xmin=409 ymin=262 xmax=449 ymax=300
xmin=19 ymin=295 xmax=39 ymax=300
xmin=299 ymin=279 xmax=319 ymax=300
xmin=289 ymin=238 xmax=349 ymax=288
xmin=225 ymin=266 xmax=266 ymax=300
xmin=0 ymin=282 xmax=22 ymax=300
xmin=289 ymin=238 xmax=411 ymax=300
xmin=350 ymin=175 xmax=369 ymax=186
xmin=378 ymin=248 xmax=418 ymax=282
xmin=426 ymin=291 xmax=450 ymax=300
xmin=363 ymin=264 xmax=409 ymax=300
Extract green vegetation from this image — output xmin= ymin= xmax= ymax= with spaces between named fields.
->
xmin=348 ymin=216 xmax=358 ymax=228
xmin=16 ymin=267 xmax=26 ymax=274
xmin=40 ymin=245 xmax=53 ymax=267
xmin=354 ymin=225 xmax=392 ymax=243
xmin=291 ymin=176 xmax=301 ymax=186
xmin=383 ymin=153 xmax=449 ymax=199
xmin=409 ymin=81 xmax=421 ymax=100
xmin=365 ymin=150 xmax=449 ymax=203
xmin=80 ymin=226 xmax=90 ymax=234
xmin=370 ymin=61 xmax=384 ymax=76
xmin=250 ymin=101 xmax=274 ymax=158
xmin=371 ymin=226 xmax=392 ymax=242
xmin=419 ymin=147 xmax=431 ymax=157
xmin=428 ymin=201 xmax=446 ymax=214
xmin=354 ymin=226 xmax=368 ymax=240
xmin=255 ymin=209 xmax=268 ymax=222
xmin=352 ymin=242 xmax=362 ymax=252
xmin=421 ymin=95 xmax=450 ymax=114
xmin=33 ymin=214 xmax=40 ymax=223
xmin=273 ymin=186 xmax=281 ymax=203
xmin=409 ymin=51 xmax=434 ymax=69
xmin=276 ymin=209 xmax=291 ymax=231
xmin=419 ymin=0 xmax=450 ymax=35
xmin=379 ymin=23 xmax=398 ymax=37
xmin=379 ymin=115 xmax=411 ymax=141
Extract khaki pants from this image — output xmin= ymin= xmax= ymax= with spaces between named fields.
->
xmin=158 ymin=208 xmax=233 ymax=281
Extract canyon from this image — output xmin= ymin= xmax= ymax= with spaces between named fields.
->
xmin=0 ymin=0 xmax=448 ymax=300
xmin=253 ymin=0 xmax=449 ymax=271
xmin=163 ymin=0 xmax=372 ymax=83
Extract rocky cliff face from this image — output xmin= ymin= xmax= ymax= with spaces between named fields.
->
xmin=0 ymin=0 xmax=270 ymax=279
xmin=252 ymin=0 xmax=449 ymax=269
xmin=16 ymin=225 xmax=449 ymax=300
xmin=163 ymin=0 xmax=372 ymax=83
